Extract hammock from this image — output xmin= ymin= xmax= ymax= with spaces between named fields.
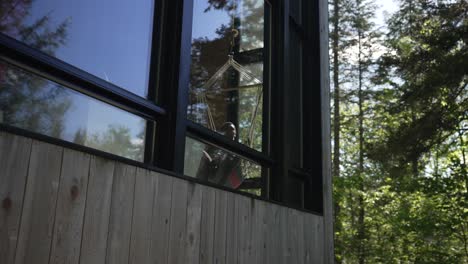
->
xmin=191 ymin=54 xmax=263 ymax=148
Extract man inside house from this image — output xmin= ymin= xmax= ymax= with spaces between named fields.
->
xmin=196 ymin=122 xmax=244 ymax=188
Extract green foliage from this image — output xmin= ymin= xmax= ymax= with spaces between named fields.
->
xmin=0 ymin=0 xmax=71 ymax=138
xmin=84 ymin=124 xmax=145 ymax=161
xmin=371 ymin=0 xmax=467 ymax=169
xmin=188 ymin=0 xmax=264 ymax=152
xmin=331 ymin=0 xmax=467 ymax=262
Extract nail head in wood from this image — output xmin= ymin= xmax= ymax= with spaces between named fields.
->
xmin=71 ymin=185 xmax=79 ymax=200
xmin=2 ymin=197 xmax=12 ymax=211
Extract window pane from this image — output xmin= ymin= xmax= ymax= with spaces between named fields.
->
xmin=0 ymin=0 xmax=154 ymax=97
xmin=188 ymin=0 xmax=267 ymax=152
xmin=0 ymin=60 xmax=148 ymax=161
xmin=289 ymin=25 xmax=303 ymax=168
xmin=184 ymin=136 xmax=263 ymax=196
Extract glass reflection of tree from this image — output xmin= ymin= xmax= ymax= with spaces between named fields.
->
xmin=189 ymin=0 xmax=264 ymax=193
xmin=74 ymin=124 xmax=145 ymax=162
xmin=0 ymin=0 xmax=146 ymax=161
xmin=189 ymin=0 xmax=264 ymax=145
xmin=0 ymin=0 xmax=71 ymax=137
xmin=0 ymin=0 xmax=33 ymax=35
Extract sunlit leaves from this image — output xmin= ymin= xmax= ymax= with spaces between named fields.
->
xmin=332 ymin=0 xmax=468 ymax=262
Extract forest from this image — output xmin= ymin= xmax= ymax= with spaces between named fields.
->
xmin=1 ymin=0 xmax=466 ymax=261
xmin=330 ymin=0 xmax=467 ymax=262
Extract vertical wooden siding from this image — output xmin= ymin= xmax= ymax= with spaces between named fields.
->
xmin=0 ymin=132 xmax=327 ymax=264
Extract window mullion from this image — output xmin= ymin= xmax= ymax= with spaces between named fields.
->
xmin=154 ymin=0 xmax=193 ymax=173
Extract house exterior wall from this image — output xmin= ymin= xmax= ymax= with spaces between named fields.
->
xmin=0 ymin=131 xmax=329 ymax=264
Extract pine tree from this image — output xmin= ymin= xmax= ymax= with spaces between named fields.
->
xmin=367 ymin=0 xmax=468 ymax=261
xmin=330 ymin=0 xmax=381 ymax=261
xmin=329 ymin=0 xmax=356 ymax=260
xmin=372 ymin=0 xmax=467 ymax=173
xmin=0 ymin=0 xmax=71 ymax=138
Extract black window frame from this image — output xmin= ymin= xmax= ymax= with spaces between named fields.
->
xmin=0 ymin=0 xmax=324 ymax=214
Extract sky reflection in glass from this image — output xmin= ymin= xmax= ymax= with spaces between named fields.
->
xmin=0 ymin=60 xmax=147 ymax=162
xmin=1 ymin=0 xmax=154 ymax=97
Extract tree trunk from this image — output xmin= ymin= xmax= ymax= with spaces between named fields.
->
xmin=332 ymin=0 xmax=341 ymax=190
xmin=331 ymin=0 xmax=342 ymax=262
xmin=357 ymin=28 xmax=366 ymax=264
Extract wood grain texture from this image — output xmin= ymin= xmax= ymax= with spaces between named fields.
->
xmin=285 ymin=208 xmax=306 ymax=264
xmin=167 ymin=178 xmax=189 ymax=264
xmin=184 ymin=182 xmax=203 ymax=264
xmin=129 ymin=168 xmax=156 ymax=264
xmin=279 ymin=206 xmax=291 ymax=264
xmin=0 ymin=133 xmax=32 ymax=264
xmin=237 ymin=195 xmax=253 ymax=264
xmin=213 ymin=189 xmax=227 ymax=264
xmin=266 ymin=203 xmax=281 ymax=264
xmin=105 ymin=163 xmax=136 ymax=264
xmin=318 ymin=0 xmax=334 ymax=259
xmin=287 ymin=208 xmax=300 ymax=264
xmin=314 ymin=215 xmax=325 ymax=264
xmin=199 ymin=186 xmax=215 ymax=264
xmin=225 ymin=192 xmax=238 ymax=264
xmin=296 ymin=209 xmax=305 ymax=264
xmin=303 ymin=213 xmax=325 ymax=264
xmin=304 ymin=213 xmax=314 ymax=264
xmin=254 ymin=200 xmax=267 ymax=264
xmin=49 ymin=149 xmax=90 ymax=264
xmin=14 ymin=140 xmax=63 ymax=264
xmin=79 ymin=156 xmax=115 ymax=264
xmin=0 ymin=132 xmax=330 ymax=264
xmin=149 ymin=174 xmax=173 ymax=263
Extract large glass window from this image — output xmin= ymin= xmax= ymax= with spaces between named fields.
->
xmin=185 ymin=0 xmax=269 ymax=194
xmin=0 ymin=60 xmax=148 ymax=161
xmin=0 ymin=0 xmax=321 ymax=211
xmin=184 ymin=136 xmax=263 ymax=196
xmin=187 ymin=0 xmax=266 ymax=152
xmin=0 ymin=0 xmax=154 ymax=97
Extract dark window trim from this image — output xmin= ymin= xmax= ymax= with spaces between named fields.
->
xmin=0 ymin=0 xmax=325 ymax=214
xmin=0 ymin=34 xmax=166 ymax=120
xmin=153 ymin=0 xmax=193 ymax=173
xmin=302 ymin=0 xmax=324 ymax=212
xmin=180 ymin=0 xmax=275 ymax=200
xmin=0 ymin=123 xmax=323 ymax=216
xmin=268 ymin=0 xmax=288 ymax=203
xmin=267 ymin=0 xmax=324 ymax=212
xmin=187 ymin=122 xmax=275 ymax=166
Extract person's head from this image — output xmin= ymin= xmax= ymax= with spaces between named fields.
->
xmin=220 ymin=122 xmax=236 ymax=140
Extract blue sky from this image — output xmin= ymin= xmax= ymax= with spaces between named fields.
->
xmin=193 ymin=1 xmax=230 ymax=40
xmin=374 ymin=0 xmax=399 ymax=26
xmin=25 ymin=0 xmax=153 ymax=97
xmin=20 ymin=0 xmax=154 ymax=142
xmin=14 ymin=0 xmax=230 ymax=151
xmin=7 ymin=0 xmax=398 ymax=154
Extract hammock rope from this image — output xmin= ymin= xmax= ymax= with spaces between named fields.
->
xmin=192 ymin=55 xmax=263 ymax=147
xmin=189 ymin=0 xmax=263 ymax=148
